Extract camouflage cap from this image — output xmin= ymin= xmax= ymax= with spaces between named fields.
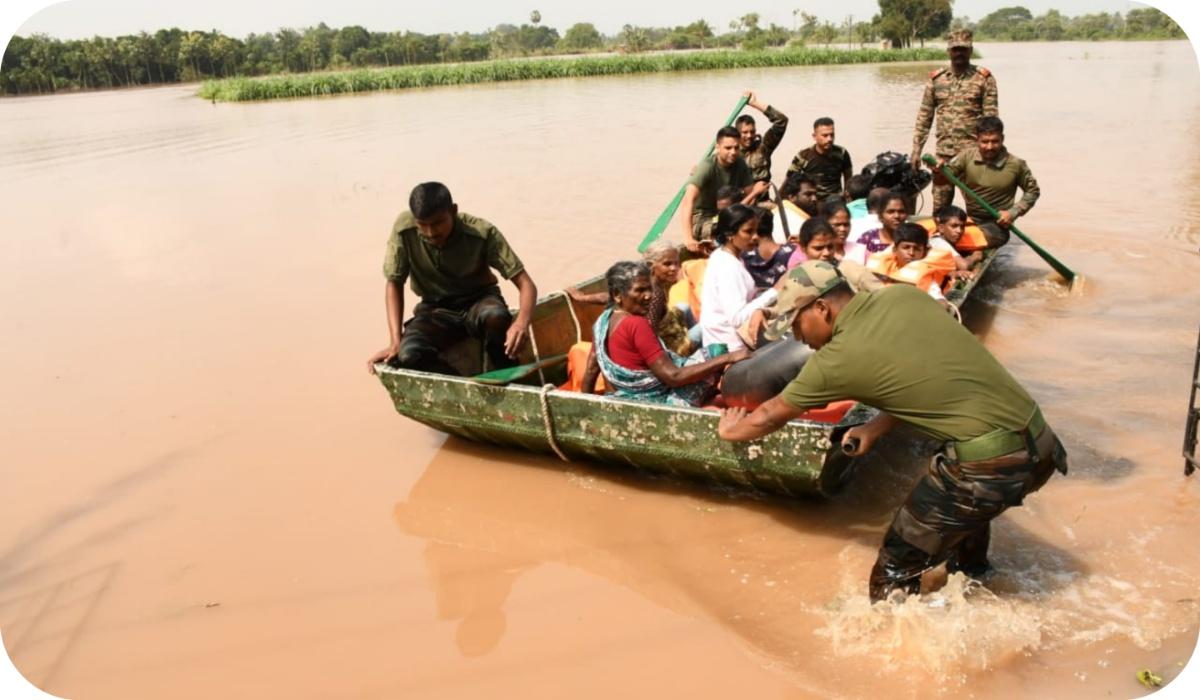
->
xmin=763 ymin=261 xmax=846 ymax=341
xmin=947 ymin=29 xmax=974 ymax=49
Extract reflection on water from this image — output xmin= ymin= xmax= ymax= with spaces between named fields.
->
xmin=2 ymin=40 xmax=1199 ymax=698
xmin=392 ymin=433 xmax=1191 ymax=696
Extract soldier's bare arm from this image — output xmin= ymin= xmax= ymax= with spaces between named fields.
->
xmin=718 ymin=398 xmax=806 ymax=442
xmin=367 ymin=280 xmax=405 ymax=374
xmin=679 ymin=184 xmax=703 ymax=254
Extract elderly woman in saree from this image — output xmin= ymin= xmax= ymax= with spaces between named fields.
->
xmin=567 ymin=241 xmax=694 ymax=354
xmin=581 ymin=261 xmax=748 ymax=406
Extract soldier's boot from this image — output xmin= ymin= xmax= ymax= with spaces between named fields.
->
xmin=946 ymin=524 xmax=992 ymax=579
xmin=868 ymin=526 xmax=931 ymax=602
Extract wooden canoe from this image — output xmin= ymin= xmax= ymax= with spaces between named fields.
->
xmin=375 ymin=244 xmax=996 ymax=499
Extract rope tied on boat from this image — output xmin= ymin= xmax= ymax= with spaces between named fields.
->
xmin=558 ymin=291 xmax=583 ymax=343
xmin=539 ymin=383 xmax=570 ymax=462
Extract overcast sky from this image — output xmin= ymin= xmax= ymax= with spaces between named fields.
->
xmin=2 ymin=0 xmax=1193 ymax=42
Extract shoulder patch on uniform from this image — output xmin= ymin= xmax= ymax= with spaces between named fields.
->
xmin=978 ymin=67 xmax=991 ymax=77
xmin=929 ymin=68 xmax=947 ymax=79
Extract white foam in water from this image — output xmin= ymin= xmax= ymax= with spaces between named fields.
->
xmin=815 ymin=569 xmax=1042 ymax=678
xmin=812 ymin=543 xmax=1200 ymax=682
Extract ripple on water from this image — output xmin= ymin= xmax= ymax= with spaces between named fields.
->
xmin=811 ymin=539 xmax=1200 ymax=687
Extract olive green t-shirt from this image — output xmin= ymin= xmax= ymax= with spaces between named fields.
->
xmin=946 ymin=146 xmax=1040 ymax=221
xmin=382 ymin=211 xmax=525 ymax=305
xmin=780 ymin=285 xmax=1037 ymax=442
xmin=687 ymin=155 xmax=752 ymax=219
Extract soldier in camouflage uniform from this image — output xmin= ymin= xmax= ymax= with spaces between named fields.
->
xmin=911 ymin=29 xmax=998 ymax=212
xmin=735 ymin=90 xmax=789 ymax=201
xmin=787 ymin=117 xmax=853 ymax=202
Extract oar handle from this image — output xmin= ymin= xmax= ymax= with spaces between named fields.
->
xmin=921 ymin=154 xmax=1077 ymax=283
xmin=637 ymin=95 xmax=750 ymax=252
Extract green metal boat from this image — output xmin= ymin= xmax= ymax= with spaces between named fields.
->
xmin=375 ymin=247 xmax=996 ymax=498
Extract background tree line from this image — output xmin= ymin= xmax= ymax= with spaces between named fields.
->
xmin=1 ymin=4 xmax=1184 ymax=96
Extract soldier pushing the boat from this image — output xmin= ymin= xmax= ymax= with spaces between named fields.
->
xmin=366 ymin=182 xmax=538 ymax=376
xmin=911 ymin=29 xmax=998 ymax=212
xmin=718 ymin=261 xmax=1067 ymax=602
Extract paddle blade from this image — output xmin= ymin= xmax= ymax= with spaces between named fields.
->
xmin=472 ymin=354 xmax=568 ymax=385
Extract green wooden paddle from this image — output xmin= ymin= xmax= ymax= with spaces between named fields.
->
xmin=471 ymin=353 xmax=568 ymax=385
xmin=636 ymin=95 xmax=750 ymax=253
xmin=922 ymin=154 xmax=1082 ymax=290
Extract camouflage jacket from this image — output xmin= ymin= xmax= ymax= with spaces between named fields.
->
xmin=786 ymin=144 xmax=853 ymax=200
xmin=911 ymin=64 xmax=998 ymax=160
xmin=740 ymin=105 xmax=789 ymax=182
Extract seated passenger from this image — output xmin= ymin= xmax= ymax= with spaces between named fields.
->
xmin=786 ymin=217 xmax=838 ymax=268
xmin=568 ymin=241 xmax=694 ymax=355
xmin=845 ymin=174 xmax=872 ymax=219
xmin=700 ymin=204 xmax=780 ymax=352
xmin=581 ymin=261 xmax=748 ymax=406
xmin=775 ymin=174 xmax=814 ymax=244
xmin=819 ymin=199 xmax=852 ymax=260
xmin=931 ymin=205 xmax=984 ymax=280
xmin=642 ymin=241 xmax=695 ymax=354
xmin=848 ymin=187 xmax=892 ymax=241
xmin=866 ymin=222 xmax=957 ymax=304
xmin=846 ymin=192 xmax=908 ymax=264
xmin=742 ymin=206 xmax=795 ymax=291
xmin=932 ymin=204 xmax=990 ymax=256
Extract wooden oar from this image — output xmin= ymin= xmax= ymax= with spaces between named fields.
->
xmin=922 ymin=154 xmax=1082 ymax=290
xmin=636 ymin=95 xmax=750 ymax=253
xmin=471 ymin=354 xmax=568 ymax=386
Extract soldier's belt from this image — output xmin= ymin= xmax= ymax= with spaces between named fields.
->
xmin=948 ymin=407 xmax=1047 ymax=463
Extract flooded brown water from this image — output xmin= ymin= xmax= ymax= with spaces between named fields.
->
xmin=2 ymin=41 xmax=1199 ymax=698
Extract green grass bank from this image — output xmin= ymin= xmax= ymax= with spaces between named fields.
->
xmin=198 ymin=47 xmax=946 ymax=102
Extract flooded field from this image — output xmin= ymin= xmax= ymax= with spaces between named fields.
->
xmin=2 ymin=40 xmax=1199 ymax=698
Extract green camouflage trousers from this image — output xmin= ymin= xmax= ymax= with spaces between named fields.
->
xmin=869 ymin=424 xmax=1068 ymax=602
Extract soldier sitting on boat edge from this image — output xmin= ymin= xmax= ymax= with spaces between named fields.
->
xmin=366 ymin=182 xmax=538 ymax=377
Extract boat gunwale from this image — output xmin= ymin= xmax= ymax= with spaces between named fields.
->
xmin=374 ymin=362 xmax=855 ymax=432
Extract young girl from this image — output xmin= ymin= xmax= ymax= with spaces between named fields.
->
xmin=820 ymin=199 xmax=852 ymax=260
xmin=786 ymin=217 xmax=839 ymax=268
xmin=846 ymin=193 xmax=907 ymax=264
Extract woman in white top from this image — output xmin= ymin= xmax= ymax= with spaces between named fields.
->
xmin=700 ymin=204 xmax=778 ymax=352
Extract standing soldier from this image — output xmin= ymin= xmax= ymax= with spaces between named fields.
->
xmin=735 ymin=90 xmax=789 ymax=200
xmin=911 ymin=29 xmax=998 ymax=212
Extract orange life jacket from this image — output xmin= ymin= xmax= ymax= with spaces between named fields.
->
xmin=559 ymin=341 xmax=608 ymax=393
xmin=667 ymin=258 xmax=707 ymax=320
xmin=915 ymin=216 xmax=989 ymax=253
xmin=867 ymin=248 xmax=956 ymax=292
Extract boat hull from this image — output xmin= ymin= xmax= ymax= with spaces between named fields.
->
xmin=377 ymin=245 xmax=995 ymax=498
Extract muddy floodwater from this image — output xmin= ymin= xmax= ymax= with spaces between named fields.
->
xmin=2 ymin=41 xmax=1199 ymax=698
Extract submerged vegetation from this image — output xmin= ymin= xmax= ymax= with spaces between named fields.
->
xmin=198 ymin=47 xmax=946 ymax=102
